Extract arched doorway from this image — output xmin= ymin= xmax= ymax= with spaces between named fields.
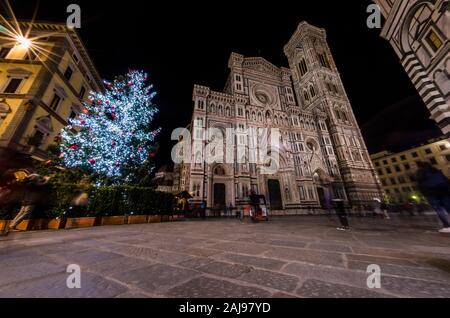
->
xmin=268 ymin=179 xmax=283 ymax=210
xmin=313 ymin=170 xmax=331 ymax=208
xmin=316 ymin=187 xmax=327 ymax=207
xmin=214 ymin=183 xmax=226 ymax=207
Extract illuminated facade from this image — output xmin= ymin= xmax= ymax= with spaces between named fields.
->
xmin=0 ymin=21 xmax=103 ymax=169
xmin=371 ymin=136 xmax=450 ymax=204
xmin=374 ymin=0 xmax=450 ymax=135
xmin=179 ymin=22 xmax=382 ymax=213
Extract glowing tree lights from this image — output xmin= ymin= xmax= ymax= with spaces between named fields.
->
xmin=60 ymin=70 xmax=161 ymax=183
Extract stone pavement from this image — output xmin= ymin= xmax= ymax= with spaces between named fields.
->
xmin=1 ymin=215 xmax=450 ymax=298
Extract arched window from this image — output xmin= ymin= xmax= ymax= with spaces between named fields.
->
xmin=195 ymin=117 xmax=203 ymax=127
xmin=246 ymin=110 xmax=250 ymax=119
xmin=335 ymin=84 xmax=339 ymax=94
xmin=304 ymin=91 xmax=309 ymax=101
xmin=341 ymin=111 xmax=349 ymax=122
xmin=258 ymin=112 xmax=262 ymax=122
xmin=318 ymin=53 xmax=330 ymax=68
xmin=310 ymin=86 xmax=316 ymax=98
xmin=218 ymin=105 xmax=223 ymax=116
xmin=225 ymin=106 xmax=230 ymax=117
xmin=408 ymin=4 xmax=433 ymax=47
xmin=192 ymin=183 xmax=201 ymax=197
xmin=335 ymin=109 xmax=341 ymax=120
xmin=298 ymin=58 xmax=308 ymax=76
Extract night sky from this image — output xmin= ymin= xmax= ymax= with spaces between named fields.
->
xmin=4 ymin=0 xmax=442 ymax=168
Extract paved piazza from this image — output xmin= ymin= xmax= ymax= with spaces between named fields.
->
xmin=1 ymin=216 xmax=450 ymax=298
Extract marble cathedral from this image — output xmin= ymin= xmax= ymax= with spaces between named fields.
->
xmin=374 ymin=0 xmax=450 ymax=136
xmin=178 ymin=22 xmax=383 ymax=212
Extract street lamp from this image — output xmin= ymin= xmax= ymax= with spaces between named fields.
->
xmin=16 ymin=35 xmax=31 ymax=49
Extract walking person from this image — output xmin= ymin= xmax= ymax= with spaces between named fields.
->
xmin=227 ymin=202 xmax=234 ymax=218
xmin=200 ymin=200 xmax=207 ymax=219
xmin=249 ymin=191 xmax=260 ymax=222
xmin=332 ymin=199 xmax=350 ymax=231
xmin=68 ymin=189 xmax=90 ymax=218
xmin=416 ymin=161 xmax=450 ymax=233
xmin=3 ymin=169 xmax=51 ymax=235
xmin=240 ymin=205 xmax=250 ymax=223
xmin=323 ymin=191 xmax=334 ymax=221
xmin=381 ymin=200 xmax=391 ymax=220
xmin=403 ymin=201 xmax=415 ymax=216
xmin=372 ymin=198 xmax=384 ymax=219
xmin=250 ymin=191 xmax=259 ymax=212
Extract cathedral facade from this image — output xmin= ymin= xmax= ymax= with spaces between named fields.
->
xmin=374 ymin=0 xmax=450 ymax=136
xmin=179 ymin=22 xmax=382 ymax=212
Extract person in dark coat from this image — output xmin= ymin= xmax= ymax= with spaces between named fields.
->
xmin=333 ymin=199 xmax=350 ymax=231
xmin=3 ymin=170 xmax=51 ymax=235
xmin=200 ymin=200 xmax=207 ymax=219
xmin=249 ymin=191 xmax=259 ymax=216
xmin=380 ymin=200 xmax=390 ymax=220
xmin=416 ymin=161 xmax=450 ymax=233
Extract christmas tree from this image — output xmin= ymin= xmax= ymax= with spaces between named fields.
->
xmin=59 ymin=70 xmax=160 ymax=183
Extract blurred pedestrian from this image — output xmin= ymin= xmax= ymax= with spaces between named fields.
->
xmin=243 ymin=204 xmax=252 ymax=223
xmin=200 ymin=200 xmax=206 ymax=219
xmin=227 ymin=202 xmax=234 ymax=218
xmin=403 ymin=202 xmax=415 ymax=216
xmin=381 ymin=200 xmax=391 ymax=220
xmin=4 ymin=170 xmax=51 ymax=235
xmin=333 ymin=199 xmax=350 ymax=231
xmin=372 ymin=198 xmax=383 ymax=218
xmin=416 ymin=161 xmax=450 ymax=233
xmin=323 ymin=191 xmax=334 ymax=220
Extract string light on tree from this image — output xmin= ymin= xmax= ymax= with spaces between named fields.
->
xmin=59 ymin=70 xmax=161 ymax=183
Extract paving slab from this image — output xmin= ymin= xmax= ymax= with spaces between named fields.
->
xmin=112 ymin=264 xmax=200 ymax=294
xmin=165 ymin=276 xmax=272 ymax=298
xmin=0 ymin=261 xmax=65 ymax=287
xmin=0 ymin=272 xmax=127 ymax=298
xmin=87 ymin=256 xmax=154 ymax=276
xmin=239 ymin=269 xmax=299 ymax=292
xmin=297 ymin=279 xmax=392 ymax=298
xmin=197 ymin=261 xmax=252 ymax=278
xmin=265 ymin=247 xmax=346 ymax=268
xmin=215 ymin=253 xmax=287 ymax=271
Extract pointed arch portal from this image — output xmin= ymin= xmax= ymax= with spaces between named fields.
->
xmin=267 ymin=179 xmax=283 ymax=210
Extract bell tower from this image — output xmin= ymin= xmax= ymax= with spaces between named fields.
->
xmin=284 ymin=22 xmax=383 ymax=206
